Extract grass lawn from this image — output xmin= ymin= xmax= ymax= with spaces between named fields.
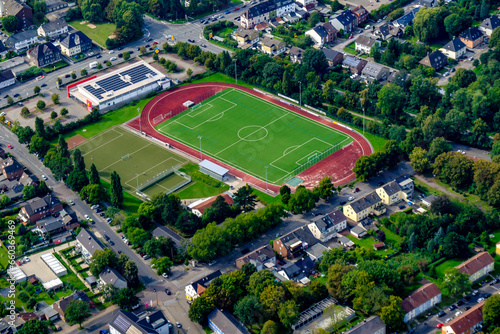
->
xmin=378 ymin=225 xmax=402 ymax=245
xmin=54 ymin=252 xmax=88 ymax=291
xmin=175 ymin=181 xmax=226 ymax=199
xmin=0 ymin=245 xmax=10 ymax=269
xmin=101 ymin=179 xmax=143 ymax=214
xmin=156 ymin=88 xmax=353 ymax=185
xmin=344 ymin=44 xmax=357 ymax=55
xmin=433 ymin=178 xmax=492 ymax=211
xmin=216 ymin=27 xmax=236 ymax=39
xmin=231 ymin=0 xmax=243 ymax=4
xmin=60 ymin=97 xmax=155 ymax=143
xmin=434 ymin=259 xmax=463 ymax=278
xmin=349 ymin=124 xmax=387 ymax=152
xmin=68 ymin=20 xmax=117 ymax=46
xmin=188 ymin=72 xmax=254 ymax=89
xmin=252 ymin=188 xmax=283 ymax=205
xmin=42 ymin=60 xmax=69 ymax=73
xmin=346 ymin=235 xmax=396 ymax=258
xmin=208 ymin=39 xmax=238 ymax=51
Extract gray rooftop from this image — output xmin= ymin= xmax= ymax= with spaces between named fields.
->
xmin=6 ymin=30 xmax=39 ymax=46
xmin=344 ymin=316 xmax=386 ymax=334
xmin=199 ymin=159 xmax=228 ymax=176
xmin=99 ymin=266 xmax=127 ymax=287
xmin=39 ymin=19 xmax=68 ymax=33
xmin=347 ymin=192 xmax=382 ymax=213
xmin=76 ymin=228 xmax=104 ymax=256
xmin=380 ymin=181 xmax=402 ymax=196
xmin=208 ymin=309 xmax=250 ymax=334
xmin=442 ymin=37 xmax=466 ymax=52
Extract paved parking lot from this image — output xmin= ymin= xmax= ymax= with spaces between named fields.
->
xmin=19 ymin=250 xmax=58 ymax=283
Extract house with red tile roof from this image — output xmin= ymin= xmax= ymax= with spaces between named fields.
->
xmin=402 ymin=283 xmax=442 ymax=323
xmin=188 ymin=193 xmax=234 ymax=217
xmin=456 ymin=252 xmax=495 ymax=283
xmin=442 ymin=301 xmax=484 ymax=334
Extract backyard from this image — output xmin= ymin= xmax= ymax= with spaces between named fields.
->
xmin=346 ymin=234 xmax=397 ymax=258
xmin=68 ymin=20 xmax=117 ymax=46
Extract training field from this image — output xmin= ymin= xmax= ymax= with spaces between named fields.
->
xmin=156 ymin=88 xmax=353 ymax=185
xmin=76 ymin=127 xmax=189 ymax=197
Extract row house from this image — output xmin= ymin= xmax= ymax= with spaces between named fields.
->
xmin=37 ymin=19 xmax=68 ymax=39
xmin=240 ymin=0 xmax=295 ymax=29
xmin=456 ymin=252 xmax=495 ymax=283
xmin=273 ymin=226 xmax=318 ymax=259
xmin=232 ymin=28 xmax=260 ymax=47
xmin=75 ymin=228 xmax=104 ymax=263
xmin=343 ymin=191 xmax=385 ymax=222
xmin=402 ymin=283 xmax=442 ymax=323
xmin=19 ymin=195 xmax=63 ymax=224
xmin=28 ymin=42 xmax=62 ymax=67
xmin=295 ymin=0 xmax=317 ymax=11
xmin=1 ymin=157 xmax=23 ymax=180
xmin=323 ymin=49 xmax=343 ymax=67
xmin=307 ymin=209 xmax=347 ymax=242
xmin=236 ymin=244 xmax=276 ymax=271
xmin=5 ymin=29 xmax=40 ymax=52
xmin=375 ymin=181 xmax=406 ymax=205
xmin=395 ymin=175 xmax=414 ymax=199
xmin=35 ymin=209 xmax=78 ymax=238
xmin=442 ymin=301 xmax=484 ymax=334
xmin=343 ymin=56 xmax=367 ymax=75
xmin=2 ymin=0 xmax=33 ymax=30
xmin=305 ymin=21 xmax=337 ymax=47
xmin=330 ymin=9 xmax=357 ymax=33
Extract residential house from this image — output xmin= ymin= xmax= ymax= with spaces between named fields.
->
xmin=0 ymin=314 xmax=26 ymax=332
xmin=53 ymin=291 xmax=90 ymax=322
xmin=355 ymin=35 xmax=379 ymax=53
xmin=295 ymin=0 xmax=317 ymax=11
xmin=308 ymin=209 xmax=347 ymax=242
xmin=305 ymin=25 xmax=328 ymax=46
xmin=35 ymin=216 xmax=65 ymax=237
xmin=236 ymin=244 xmax=276 ymax=271
xmin=376 ymin=23 xmax=403 ymax=40
xmin=323 ymin=21 xmax=338 ymax=43
xmin=110 ymin=309 xmax=172 ymax=334
xmin=421 ymin=194 xmax=438 ymax=207
xmin=0 ymin=41 xmax=7 ymax=57
xmin=439 ymin=37 xmax=467 ymax=60
xmin=343 ymin=56 xmax=367 ymax=75
xmin=188 ymin=193 xmax=234 ymax=217
xmin=459 ymin=27 xmax=484 ymax=48
xmin=419 ymin=50 xmax=447 ymax=70
xmin=306 ymin=242 xmax=329 ymax=261
xmin=344 ymin=315 xmax=386 ymax=334
xmin=361 ymin=62 xmax=390 ymax=81
xmin=289 ymin=46 xmax=304 ymax=63
xmin=339 ymin=236 xmax=355 ymax=248
xmin=350 ymin=5 xmax=369 ymax=26
xmin=455 ymin=252 xmax=495 ymax=283
xmin=28 ymin=42 xmax=62 ymax=67
xmin=374 ymin=242 xmax=386 ymax=250
xmin=2 ymin=0 xmax=33 ymax=30
xmin=19 ymin=172 xmax=38 ymax=187
xmin=0 ymin=70 xmax=15 ymax=89
xmin=254 ymin=22 xmax=268 ymax=31
xmin=37 ymin=19 xmax=68 ymax=39
xmin=350 ymin=225 xmax=367 ymax=238
xmin=331 ymin=10 xmax=357 ymax=33
xmin=419 ymin=0 xmax=438 ymax=7
xmin=99 ymin=266 xmax=128 ymax=289
xmin=479 ymin=15 xmax=500 ymax=36
xmin=152 ymin=225 xmax=183 ymax=247
xmin=376 ymin=181 xmax=405 ymax=205
xmin=1 ymin=157 xmax=23 ymax=180
xmin=240 ymin=0 xmax=295 ymax=29
xmin=273 ymin=226 xmax=318 ymax=259
xmin=208 ymin=309 xmax=250 ymax=334
xmin=395 ymin=175 xmax=414 ymax=199
xmin=75 ymin=228 xmax=104 ymax=263
xmin=283 ymin=11 xmax=300 ymax=23
xmin=323 ymin=48 xmax=344 ymax=67
xmin=402 ymin=283 xmax=442 ymax=323
xmin=5 ymin=30 xmax=39 ymax=51
xmin=259 ymin=37 xmax=286 ymax=56
xmin=60 ymin=31 xmax=92 ymax=57
xmin=393 ymin=7 xmax=420 ymax=28
xmin=45 ymin=0 xmax=68 ymax=13
xmin=278 ymin=262 xmax=301 ymax=281
xmin=18 ymin=195 xmax=63 ymax=224
xmin=185 ymin=270 xmax=222 ymax=300
xmin=232 ymin=28 xmax=260 ymax=46
xmin=0 ymin=176 xmax=23 ymax=201
xmin=343 ymin=192 xmax=385 ymax=222
xmin=442 ymin=301 xmax=484 ymax=334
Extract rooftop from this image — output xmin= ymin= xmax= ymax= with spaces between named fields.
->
xmin=344 ymin=316 xmax=386 ymax=334
xmin=208 ymin=309 xmax=250 ymax=334
xmin=199 ymin=159 xmax=229 ymax=176
xmin=76 ymin=228 xmax=104 ymax=256
xmin=445 ymin=301 xmax=484 ymax=333
xmin=456 ymin=252 xmax=495 ymax=276
xmin=189 ymin=193 xmax=233 ymax=215
xmin=401 ymin=283 xmax=441 ymax=313
xmin=347 ymin=192 xmax=382 ymax=213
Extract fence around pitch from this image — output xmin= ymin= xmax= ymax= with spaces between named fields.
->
xmin=290 ymin=142 xmax=352 ymax=177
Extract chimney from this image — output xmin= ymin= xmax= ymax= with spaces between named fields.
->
xmin=146 ymin=316 xmax=150 ymax=323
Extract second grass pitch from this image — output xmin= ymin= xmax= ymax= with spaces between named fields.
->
xmin=156 ymin=88 xmax=353 ymax=185
xmin=75 ymin=126 xmax=189 ymax=198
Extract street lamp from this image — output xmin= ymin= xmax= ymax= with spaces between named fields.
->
xmin=265 ymin=166 xmax=268 ymax=193
xmin=233 ymin=59 xmax=237 ymax=84
xmin=137 ymin=107 xmax=142 ymax=134
xmin=298 ymin=81 xmax=302 ymax=106
xmin=153 ymin=288 xmax=158 ymax=306
xmin=198 ymin=136 xmax=203 ymax=160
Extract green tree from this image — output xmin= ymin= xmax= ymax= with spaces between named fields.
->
xmin=353 ymin=155 xmax=378 ymax=181
xmin=428 ymin=137 xmax=452 ymax=160
xmin=113 ymin=287 xmax=140 ymax=311
xmin=248 ymin=270 xmax=276 ymax=297
xmin=80 ymin=184 xmax=107 ymax=204
xmin=260 ymin=285 xmax=286 ymax=316
xmin=327 ymin=263 xmax=354 ymax=301
xmin=64 ymin=299 xmax=91 ymax=328
xmin=489 ymin=27 xmax=500 ymax=48
xmin=37 ymin=100 xmax=46 ymax=110
xmin=483 ymin=294 xmax=500 ymax=329
xmin=73 ymin=148 xmax=86 ymax=171
xmin=377 ymin=84 xmax=406 ymax=120
xmin=66 ymin=169 xmax=88 ymax=192
xmin=413 ymin=7 xmax=449 ymax=42
xmin=152 ymin=256 xmax=173 ymax=275
xmin=387 ymin=8 xmax=405 ymax=21
xmin=7 ymin=96 xmax=14 ymax=105
xmin=50 ymin=111 xmax=57 ymax=119
xmin=261 ymin=320 xmax=279 ymax=334
xmin=22 ymin=185 xmax=37 ymax=200
xmin=96 ymin=62 xmax=103 ymax=69
xmin=123 ymin=51 xmax=130 ymax=61
xmin=89 ymin=249 xmax=118 ymax=277
xmin=35 ymin=117 xmax=45 ymax=138
xmin=34 ymin=86 xmax=41 ymax=94
xmin=34 ymin=0 xmax=48 ymax=19
xmin=380 ymin=296 xmax=404 ymax=329
xmin=186 ymin=68 xmax=193 ymax=78
xmin=234 ymin=295 xmax=264 ymax=325
xmin=140 ymin=46 xmax=146 ymax=54
xmin=441 ymin=267 xmax=471 ymax=298
xmin=81 ymin=69 xmax=88 ymax=76
xmin=315 ymin=176 xmax=335 ymax=200
xmin=29 ymin=134 xmax=50 ymax=157
xmin=450 ymin=68 xmax=477 ymax=88
xmin=480 ymin=1 xmax=489 ymax=19
xmin=188 ymin=295 xmax=214 ymax=323
xmin=60 ymin=108 xmax=69 ymax=116
xmin=470 ymin=118 xmax=490 ymax=148
xmin=71 ymin=72 xmax=76 ymax=79
xmin=20 ymin=107 xmax=30 ymax=118
xmin=17 ymin=319 xmax=50 ymax=334
xmin=89 ymin=163 xmax=100 ymax=184
xmin=442 ymin=232 xmax=469 ymax=259
xmin=278 ymin=300 xmax=300 ymax=328
xmin=302 ymin=48 xmax=328 ymax=72
xmin=444 ymin=14 xmax=470 ymax=36
xmin=110 ymin=171 xmax=123 ymax=208
xmin=122 ymin=260 xmax=139 ymax=286
xmin=410 ymin=147 xmax=430 ymax=173
xmin=188 ymin=222 xmax=231 ymax=262
xmin=233 ymin=184 xmax=257 ymax=212
xmin=51 ymin=93 xmax=60 ymax=104
xmin=58 ymin=134 xmax=69 ymax=158
xmin=288 ymin=185 xmax=316 ymax=214
xmin=1 ymin=15 xmax=19 ymax=33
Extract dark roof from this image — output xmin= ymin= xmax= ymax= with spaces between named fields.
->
xmin=136 ymin=310 xmax=170 ymax=332
xmin=347 ymin=192 xmax=382 ymax=213
xmin=23 ymin=194 xmax=61 ymax=216
xmin=236 ymin=244 xmax=275 ymax=266
xmin=394 ymin=7 xmax=419 ymax=26
xmin=56 ymin=291 xmax=90 ymax=313
xmin=0 ymin=70 xmax=15 ymax=84
xmin=36 ymin=216 xmax=64 ymax=232
xmin=480 ymin=15 xmax=500 ymax=31
xmin=289 ymin=46 xmax=304 ymax=59
xmin=401 ymin=283 xmax=441 ymax=313
xmin=326 ymin=209 xmax=347 ymax=225
xmin=208 ymin=309 xmax=250 ymax=334
xmin=1 ymin=157 xmax=23 ymax=174
xmin=344 ymin=316 xmax=386 ymax=334
xmin=4 ymin=0 xmax=31 ymax=16
xmin=323 ymin=21 xmax=338 ymax=35
xmin=280 ymin=226 xmax=318 ymax=248
xmin=76 ymin=228 xmax=104 ymax=256
xmin=281 ymin=262 xmax=301 ymax=278
xmin=343 ymin=56 xmax=363 ymax=67
xmin=28 ymin=42 xmax=61 ymax=61
xmin=60 ymin=31 xmax=92 ymax=49
xmin=6 ymin=30 xmax=38 ymax=46
xmin=313 ymin=25 xmax=328 ymax=38
xmin=99 ymin=266 xmax=127 ymax=286
xmin=310 ymin=214 xmax=334 ymax=230
xmin=460 ymin=27 xmax=484 ymax=41
xmin=38 ymin=19 xmax=67 ymax=33
xmin=419 ymin=50 xmax=447 ymax=69
xmin=456 ymin=252 xmax=495 ymax=276
xmin=334 ymin=9 xmax=357 ymax=26
xmin=244 ymin=0 xmax=275 ymax=19
xmin=322 ymin=48 xmax=342 ymax=62
xmin=189 ymin=270 xmax=222 ymax=292
xmin=442 ymin=37 xmax=466 ymax=52
xmin=381 ymin=181 xmax=402 ymax=196
xmin=0 ymin=41 xmax=7 ymax=53
xmin=110 ymin=310 xmax=148 ymax=334
xmin=294 ymin=256 xmax=315 ymax=272
xmin=152 ymin=226 xmax=183 ymax=246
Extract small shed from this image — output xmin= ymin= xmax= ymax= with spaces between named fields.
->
xmin=85 ymin=275 xmax=97 ymax=287
xmin=199 ymin=160 xmax=229 ymax=181
xmin=421 ymin=195 xmax=438 ymax=207
xmin=339 ymin=236 xmax=355 ymax=248
xmin=29 ymin=277 xmax=39 ymax=285
xmin=350 ymin=226 xmax=367 ymax=239
xmin=373 ymin=242 xmax=386 ymax=250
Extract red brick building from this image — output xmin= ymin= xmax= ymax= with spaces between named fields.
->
xmin=19 ymin=195 xmax=63 ymax=224
xmin=1 ymin=157 xmax=24 ymax=180
xmin=350 ymin=5 xmax=369 ymax=26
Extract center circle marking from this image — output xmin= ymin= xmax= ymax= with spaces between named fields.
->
xmin=237 ymin=125 xmax=269 ymax=142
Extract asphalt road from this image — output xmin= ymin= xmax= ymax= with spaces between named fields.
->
xmin=0 ymin=125 xmax=159 ymax=286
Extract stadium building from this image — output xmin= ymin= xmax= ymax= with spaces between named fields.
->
xmin=69 ymin=60 xmax=171 ymax=111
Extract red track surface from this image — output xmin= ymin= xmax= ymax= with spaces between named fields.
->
xmin=127 ymin=83 xmax=373 ymax=193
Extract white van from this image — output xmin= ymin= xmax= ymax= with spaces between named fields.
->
xmin=89 ymin=61 xmax=98 ymax=69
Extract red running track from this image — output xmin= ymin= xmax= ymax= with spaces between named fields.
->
xmin=127 ymin=83 xmax=373 ymax=193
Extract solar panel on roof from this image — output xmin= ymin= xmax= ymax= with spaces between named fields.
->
xmin=114 ymin=314 xmax=132 ymax=332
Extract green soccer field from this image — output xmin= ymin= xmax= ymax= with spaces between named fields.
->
xmin=156 ymin=88 xmax=353 ymax=185
xmin=75 ymin=127 xmax=189 ymax=197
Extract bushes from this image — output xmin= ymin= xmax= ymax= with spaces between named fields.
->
xmin=16 ymin=66 xmax=43 ymax=82
xmin=190 ymin=170 xmax=225 ymax=188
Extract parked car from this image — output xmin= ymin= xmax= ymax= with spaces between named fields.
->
xmin=109 ymin=50 xmax=114 ymax=54
xmin=448 ymin=304 xmax=456 ymax=311
xmin=96 ymin=208 xmax=103 ymax=213
xmin=340 ymin=201 xmax=347 ymax=205
xmin=7 ymin=144 xmax=13 ymax=149
xmin=234 ymin=7 xmax=240 ymax=10
xmin=455 ymin=311 xmax=462 ymax=317
xmin=96 ymin=55 xmax=102 ymax=59
xmin=165 ymin=289 xmax=171 ymax=295
xmin=436 ymin=323 xmax=443 ymax=329
xmin=353 ymin=187 xmax=360 ymax=193
xmin=399 ymin=205 xmax=406 ymax=210
xmin=110 ymin=57 xmax=117 ymax=61
xmin=457 ymin=299 xmax=465 ymax=306
xmin=163 ymin=273 xmax=169 ymax=278
xmin=348 ymin=196 xmax=355 ymax=201
xmin=477 ymin=297 xmax=485 ymax=303
xmin=42 ymin=175 xmax=48 ymax=180
xmin=118 ymin=53 xmax=123 ymax=58
xmin=143 ymin=255 xmax=150 ymax=260
xmin=100 ymin=212 xmax=106 ymax=217
xmin=84 ymin=214 xmax=90 ymax=220
xmin=241 ymin=248 xmax=250 ymax=254
xmin=109 ymin=240 xmax=115 ymax=246
xmin=208 ymin=260 xmax=217 ymax=266
xmin=91 ymin=204 xmax=99 ymax=209
xmin=69 ymin=200 xmax=75 ymax=205
xmin=472 ymin=290 xmax=479 ymax=296
xmin=176 ymin=322 xmax=182 ymax=328
xmin=65 ymin=74 xmax=71 ymax=78
xmin=445 ymin=318 xmax=452 ymax=323
xmin=41 ymin=84 xmax=47 ymax=87
xmin=106 ymin=218 xmax=112 ymax=223
xmin=465 ymin=306 xmax=471 ymax=310
xmin=104 ymin=234 xmax=110 ymax=241
xmin=437 ymin=311 xmax=446 ymax=317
